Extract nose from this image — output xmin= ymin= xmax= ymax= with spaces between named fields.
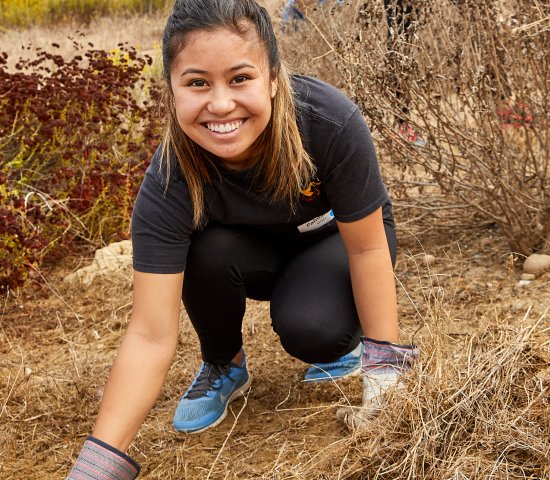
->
xmin=207 ymin=85 xmax=236 ymax=116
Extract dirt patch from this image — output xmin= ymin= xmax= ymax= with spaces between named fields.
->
xmin=1 ymin=229 xmax=548 ymax=479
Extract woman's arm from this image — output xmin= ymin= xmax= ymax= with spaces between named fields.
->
xmin=91 ymin=271 xmax=184 ymax=452
xmin=336 ymin=207 xmax=399 ymax=343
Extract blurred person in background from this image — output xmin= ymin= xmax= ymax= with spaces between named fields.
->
xmin=281 ymin=0 xmax=344 ymax=22
xmin=281 ymin=0 xmax=426 ymax=146
xmin=383 ymin=0 xmax=426 ymax=146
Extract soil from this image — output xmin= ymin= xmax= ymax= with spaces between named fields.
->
xmin=1 ymin=226 xmax=548 ymax=479
xmin=1 ymin=2 xmax=549 ymax=478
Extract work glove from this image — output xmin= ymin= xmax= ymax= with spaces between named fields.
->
xmin=336 ymin=336 xmax=418 ymax=428
xmin=66 ymin=436 xmax=140 ymax=480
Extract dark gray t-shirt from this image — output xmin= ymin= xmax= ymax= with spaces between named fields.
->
xmin=132 ymin=75 xmax=393 ymax=273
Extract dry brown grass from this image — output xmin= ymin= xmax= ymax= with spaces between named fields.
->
xmin=1 ymin=1 xmax=549 ymax=479
xmin=303 ymin=315 xmax=549 ymax=479
xmin=0 ymin=13 xmax=166 ymax=73
xmin=1 ymin=232 xmax=549 ymax=479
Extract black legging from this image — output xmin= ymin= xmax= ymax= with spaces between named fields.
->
xmin=182 ymin=223 xmax=397 ymax=365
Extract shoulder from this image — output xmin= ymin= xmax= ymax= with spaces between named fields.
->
xmin=145 ymin=144 xmax=184 ymax=186
xmin=136 ymin=144 xmax=192 ymax=215
xmin=291 ymin=75 xmax=358 ymax=129
xmin=290 ymin=75 xmax=371 ymax=168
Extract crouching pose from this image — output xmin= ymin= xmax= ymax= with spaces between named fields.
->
xmin=66 ymin=0 xmax=417 ymax=478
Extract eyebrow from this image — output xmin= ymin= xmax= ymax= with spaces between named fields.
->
xmin=180 ymin=63 xmax=257 ymax=77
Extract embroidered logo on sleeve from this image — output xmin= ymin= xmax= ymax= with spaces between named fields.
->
xmin=299 ymin=178 xmax=321 ymax=202
xmin=297 ymin=210 xmax=334 ymax=233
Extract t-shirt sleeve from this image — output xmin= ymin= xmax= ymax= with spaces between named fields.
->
xmin=131 ymin=148 xmax=194 ymax=273
xmin=322 ymin=108 xmax=388 ymax=223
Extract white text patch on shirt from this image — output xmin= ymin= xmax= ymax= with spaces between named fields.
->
xmin=297 ymin=210 xmax=334 ymax=233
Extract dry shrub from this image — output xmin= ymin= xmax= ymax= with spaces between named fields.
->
xmin=281 ymin=0 xmax=550 ymax=254
xmin=294 ymin=313 xmax=550 ymax=479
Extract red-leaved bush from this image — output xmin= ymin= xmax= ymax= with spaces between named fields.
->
xmin=0 ymin=40 xmax=162 ymax=291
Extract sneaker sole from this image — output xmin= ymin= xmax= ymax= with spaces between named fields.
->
xmin=178 ymin=375 xmax=253 ymax=435
xmin=303 ymin=366 xmax=362 ymax=383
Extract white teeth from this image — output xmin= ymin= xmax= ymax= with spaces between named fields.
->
xmin=206 ymin=120 xmax=243 ymax=133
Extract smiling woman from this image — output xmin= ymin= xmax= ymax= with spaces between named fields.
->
xmin=170 ymin=28 xmax=277 ymax=169
xmin=65 ymin=1 xmax=418 ymax=478
xmin=160 ymin=1 xmax=311 ymax=227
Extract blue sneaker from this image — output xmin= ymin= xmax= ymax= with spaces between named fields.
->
xmin=304 ymin=343 xmax=362 ymax=382
xmin=173 ymin=354 xmax=252 ymax=434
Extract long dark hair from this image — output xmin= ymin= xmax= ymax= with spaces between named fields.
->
xmin=161 ymin=0 xmax=314 ymax=227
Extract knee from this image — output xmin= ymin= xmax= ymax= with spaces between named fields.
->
xmin=271 ymin=307 xmax=359 ymax=364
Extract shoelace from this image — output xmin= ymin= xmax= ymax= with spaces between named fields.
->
xmin=185 ymin=363 xmax=233 ymax=400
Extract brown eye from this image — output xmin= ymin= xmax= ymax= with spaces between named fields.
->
xmin=189 ymin=79 xmax=207 ymax=87
xmin=231 ymin=75 xmax=249 ymax=84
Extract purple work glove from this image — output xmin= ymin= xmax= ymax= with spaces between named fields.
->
xmin=336 ymin=336 xmax=418 ymax=428
xmin=66 ymin=436 xmax=140 ymax=480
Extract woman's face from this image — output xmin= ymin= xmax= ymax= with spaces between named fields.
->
xmin=170 ymin=27 xmax=277 ymax=170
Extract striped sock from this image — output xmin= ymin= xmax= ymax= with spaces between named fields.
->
xmin=67 ymin=436 xmax=140 ymax=480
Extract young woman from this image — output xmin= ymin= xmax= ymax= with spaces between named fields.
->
xmin=66 ymin=0 xmax=417 ymax=478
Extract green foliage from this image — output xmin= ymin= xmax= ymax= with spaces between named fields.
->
xmin=0 ymin=0 xmax=171 ymax=28
xmin=0 ymin=41 xmax=162 ymax=291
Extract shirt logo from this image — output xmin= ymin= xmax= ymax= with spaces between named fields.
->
xmin=299 ymin=178 xmax=321 ymax=202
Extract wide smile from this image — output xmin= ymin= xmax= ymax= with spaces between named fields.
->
xmin=203 ymin=119 xmax=245 ymax=134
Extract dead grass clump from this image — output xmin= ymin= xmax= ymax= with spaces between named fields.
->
xmin=1 ymin=240 xmax=549 ymax=479
xmin=298 ymin=314 xmax=550 ymax=479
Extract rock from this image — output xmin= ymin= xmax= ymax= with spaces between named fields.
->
xmin=523 ymin=253 xmax=550 ymax=274
xmin=95 ymin=387 xmax=104 ymax=401
xmin=512 ymin=302 xmax=525 ymax=311
xmin=480 ymin=237 xmax=492 ymax=249
xmin=516 ymin=279 xmax=532 ymax=288
xmin=64 ymin=240 xmax=132 ymax=286
xmin=520 ymin=273 xmax=536 ymax=280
